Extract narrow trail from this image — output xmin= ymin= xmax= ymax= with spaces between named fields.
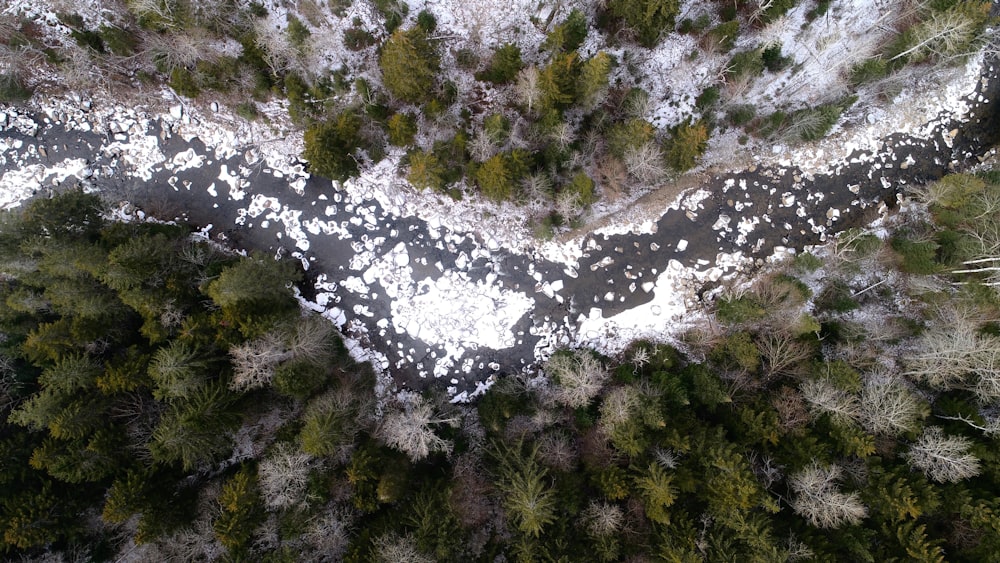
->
xmin=1 ymin=61 xmax=998 ymax=398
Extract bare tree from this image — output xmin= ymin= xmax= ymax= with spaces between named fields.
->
xmin=515 ymin=66 xmax=542 ymax=113
xmin=891 ymin=4 xmax=988 ymax=62
xmin=229 ymin=315 xmax=334 ymax=392
xmin=599 ymin=385 xmax=641 ymax=436
xmin=582 ymin=500 xmax=624 ymax=537
xmin=545 ymin=350 xmax=609 ymax=408
xmin=758 ymin=331 xmax=813 ymax=378
xmin=253 ymin=16 xmax=297 ymax=75
xmin=145 ymin=28 xmax=219 ymax=71
xmin=906 ymin=426 xmax=981 ymax=483
xmin=904 ymin=305 xmax=1000 ymax=402
xmin=229 ymin=332 xmax=289 ymax=391
xmin=623 ymin=141 xmax=667 ymax=184
xmin=301 ymin=507 xmax=353 ymax=561
xmin=258 ymin=444 xmax=317 ymax=510
xmin=789 ymin=463 xmax=868 ymax=529
xmin=800 ymin=377 xmax=861 ymax=426
xmin=372 ymin=532 xmax=434 ymax=563
xmin=536 ymin=431 xmax=578 ymax=472
xmin=859 ymin=370 xmax=927 ymax=436
xmin=378 ymin=394 xmax=459 ymax=461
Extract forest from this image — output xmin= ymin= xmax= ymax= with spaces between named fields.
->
xmin=0 ymin=170 xmax=999 ymax=560
xmin=2 ymin=0 xmax=1000 ymax=560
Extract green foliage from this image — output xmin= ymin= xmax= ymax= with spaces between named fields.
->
xmin=850 ymin=58 xmax=890 ymax=86
xmin=606 ymin=118 xmax=655 ymax=158
xmin=303 ymin=111 xmax=363 ymax=181
xmin=634 ymin=462 xmax=677 ymax=524
xmin=286 ymin=14 xmax=311 ymax=50
xmin=476 ymin=43 xmax=523 ymax=83
xmin=725 ymin=49 xmax=765 ymax=82
xmin=606 ymin=0 xmax=680 ymax=47
xmin=539 ymin=51 xmax=580 ymax=112
xmin=379 ymin=27 xmax=438 ymax=103
xmin=169 ymin=67 xmax=200 ymax=98
xmin=214 ymin=466 xmax=265 ymax=553
xmin=406 ymin=149 xmax=447 ymax=191
xmin=0 ymin=73 xmax=31 ymax=102
xmin=708 ymin=20 xmax=739 ymax=52
xmin=544 ymin=9 xmax=589 ymax=52
xmin=475 ymin=151 xmax=528 ymax=202
xmin=761 ymin=43 xmax=792 ymax=72
xmin=387 ymin=112 xmax=418 ymax=146
xmin=577 ymin=51 xmax=613 ymax=109
xmin=493 ymin=443 xmax=557 ymax=537
xmin=695 ymin=86 xmax=721 ymax=110
xmin=99 ymin=24 xmax=138 ymax=56
xmin=726 ymin=103 xmax=756 ymax=126
xmin=148 ymin=383 xmax=240 ymax=470
xmin=664 ymin=120 xmax=709 ymax=171
xmin=890 ymin=234 xmax=941 ymax=274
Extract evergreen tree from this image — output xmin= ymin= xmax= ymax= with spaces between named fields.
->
xmin=606 ymin=0 xmax=680 ymax=47
xmin=379 ymin=27 xmax=438 ymax=104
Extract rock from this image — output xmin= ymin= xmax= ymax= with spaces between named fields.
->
xmin=0 ymin=113 xmax=7 ymax=127
xmin=38 ymin=146 xmax=47 ymax=157
xmin=169 ymin=104 xmax=183 ymax=120
xmin=211 ymin=101 xmax=219 ymax=112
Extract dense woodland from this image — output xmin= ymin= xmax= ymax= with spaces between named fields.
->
xmin=0 ymin=0 xmax=995 ymax=235
xmin=0 ymin=171 xmax=999 ymax=559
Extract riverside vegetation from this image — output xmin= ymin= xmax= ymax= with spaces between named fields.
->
xmin=0 ymin=0 xmax=994 ymax=237
xmin=1 ymin=170 xmax=1000 ymax=559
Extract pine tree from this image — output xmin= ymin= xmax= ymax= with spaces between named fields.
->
xmin=303 ymin=111 xmax=364 ymax=182
xmin=494 ymin=442 xmax=557 ymax=538
xmin=406 ymin=150 xmax=447 ymax=191
xmin=213 ymin=466 xmax=264 ymax=553
xmin=664 ymin=120 xmax=709 ymax=172
xmin=379 ymin=27 xmax=438 ymax=104
xmin=606 ymin=0 xmax=680 ymax=47
xmin=634 ymin=462 xmax=677 ymax=524
xmin=577 ymin=51 xmax=612 ymax=110
xmin=538 ymin=52 xmax=579 ymax=112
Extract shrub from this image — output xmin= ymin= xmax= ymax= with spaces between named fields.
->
xmin=762 ymin=43 xmax=793 ymax=72
xmin=344 ymin=27 xmax=377 ymax=50
xmin=726 ymin=104 xmax=756 ymax=126
xmin=99 ymin=25 xmax=138 ymax=56
xmin=695 ymin=86 xmax=720 ymax=110
xmin=169 ymin=67 xmax=200 ymax=98
xmin=849 ymin=58 xmax=888 ymax=86
xmin=707 ymin=20 xmax=739 ymax=52
xmin=726 ymin=49 xmax=765 ymax=83
xmin=286 ymin=14 xmax=311 ymax=50
xmin=416 ymin=9 xmax=437 ymax=32
xmin=0 ymin=73 xmax=31 ymax=102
